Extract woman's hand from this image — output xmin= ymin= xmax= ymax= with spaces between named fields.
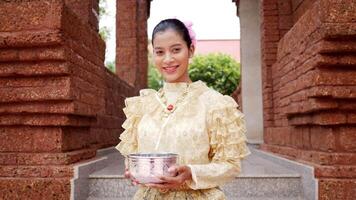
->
xmin=145 ymin=165 xmax=192 ymax=190
xmin=124 ymin=168 xmax=140 ymax=186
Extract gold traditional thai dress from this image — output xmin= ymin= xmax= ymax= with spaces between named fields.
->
xmin=116 ymin=80 xmax=250 ymax=200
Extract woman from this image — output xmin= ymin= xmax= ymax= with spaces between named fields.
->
xmin=116 ymin=18 xmax=250 ymax=200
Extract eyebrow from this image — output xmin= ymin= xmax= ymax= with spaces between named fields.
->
xmin=170 ymin=44 xmax=182 ymax=48
xmin=154 ymin=43 xmax=183 ymax=50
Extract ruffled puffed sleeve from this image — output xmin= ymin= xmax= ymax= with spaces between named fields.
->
xmin=115 ymin=96 xmax=142 ymax=156
xmin=187 ymin=95 xmax=250 ymax=190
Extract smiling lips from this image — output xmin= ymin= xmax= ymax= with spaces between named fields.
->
xmin=163 ymin=65 xmax=179 ymax=74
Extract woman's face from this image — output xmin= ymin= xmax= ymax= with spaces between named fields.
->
xmin=152 ymin=29 xmax=194 ymax=83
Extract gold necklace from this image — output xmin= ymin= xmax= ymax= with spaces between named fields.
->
xmin=158 ymin=84 xmax=190 ymax=118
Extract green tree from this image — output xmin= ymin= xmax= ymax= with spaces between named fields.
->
xmin=99 ymin=26 xmax=110 ymax=42
xmin=147 ymin=50 xmax=163 ymax=90
xmin=99 ymin=0 xmax=114 ymax=72
xmin=189 ymin=53 xmax=240 ymax=95
xmin=98 ymin=0 xmax=110 ymax=42
xmin=105 ymin=60 xmax=115 ymax=73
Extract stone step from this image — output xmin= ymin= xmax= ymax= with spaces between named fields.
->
xmin=87 ymin=198 xmax=303 ymax=200
xmin=86 ymin=151 xmax=304 ymax=199
xmin=88 ymin=176 xmax=303 ymax=199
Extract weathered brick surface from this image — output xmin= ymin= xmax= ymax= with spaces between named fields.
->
xmin=64 ymin=0 xmax=99 ymax=31
xmin=261 ymin=144 xmax=356 ymax=165
xmin=0 ymin=149 xmax=96 ymax=165
xmin=0 ymin=47 xmax=67 ymax=62
xmin=0 ymin=0 xmax=141 ymax=199
xmin=318 ymin=178 xmax=356 ymax=200
xmin=0 ymin=178 xmax=71 ymax=200
xmin=291 ymin=0 xmax=315 ymax=23
xmin=0 ymin=127 xmax=63 ymax=152
xmin=0 ymin=165 xmax=73 ymax=178
xmin=261 ymin=0 xmax=356 ymax=198
xmin=231 ymin=84 xmax=242 ymax=109
xmin=0 ymin=0 xmax=62 ymax=32
xmin=0 ymin=30 xmax=63 ymax=48
xmin=116 ymin=0 xmax=148 ymax=88
xmin=315 ymin=165 xmax=356 ymax=178
xmin=261 ymin=0 xmax=280 ymax=129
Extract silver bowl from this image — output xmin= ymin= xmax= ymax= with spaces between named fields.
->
xmin=128 ymin=153 xmax=178 ymax=184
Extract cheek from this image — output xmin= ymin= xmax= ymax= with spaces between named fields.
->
xmin=153 ymin=56 xmax=162 ymax=67
xmin=177 ymin=53 xmax=189 ymax=65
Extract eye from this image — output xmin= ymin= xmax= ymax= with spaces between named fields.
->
xmin=154 ymin=50 xmax=164 ymax=56
xmin=172 ymin=48 xmax=181 ymax=53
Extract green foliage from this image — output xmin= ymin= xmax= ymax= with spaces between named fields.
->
xmin=99 ymin=26 xmax=110 ymax=42
xmin=98 ymin=0 xmax=110 ymax=42
xmin=189 ymin=53 xmax=240 ymax=95
xmin=147 ymin=53 xmax=240 ymax=95
xmin=98 ymin=0 xmax=114 ymax=72
xmin=99 ymin=0 xmax=108 ymax=18
xmin=105 ymin=60 xmax=115 ymax=73
xmin=148 ymin=63 xmax=164 ymax=91
xmin=147 ymin=52 xmax=163 ymax=90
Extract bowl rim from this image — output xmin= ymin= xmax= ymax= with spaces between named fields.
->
xmin=128 ymin=152 xmax=178 ymax=159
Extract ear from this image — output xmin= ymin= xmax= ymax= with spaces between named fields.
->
xmin=189 ymin=45 xmax=195 ymax=58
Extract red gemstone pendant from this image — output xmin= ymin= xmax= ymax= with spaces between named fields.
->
xmin=167 ymin=104 xmax=174 ymax=111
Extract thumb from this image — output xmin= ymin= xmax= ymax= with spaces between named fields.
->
xmin=177 ymin=165 xmax=190 ymax=174
xmin=168 ymin=165 xmax=178 ymax=175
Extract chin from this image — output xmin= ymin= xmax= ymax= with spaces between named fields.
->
xmin=161 ymin=70 xmax=188 ymax=83
xmin=164 ymin=77 xmax=178 ymax=83
xmin=163 ymin=75 xmax=182 ymax=83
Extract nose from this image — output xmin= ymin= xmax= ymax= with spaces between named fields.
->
xmin=163 ymin=53 xmax=173 ymax=63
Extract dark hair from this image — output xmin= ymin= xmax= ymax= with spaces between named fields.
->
xmin=152 ymin=18 xmax=192 ymax=48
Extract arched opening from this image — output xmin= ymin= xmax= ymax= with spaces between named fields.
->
xmin=99 ymin=0 xmax=264 ymax=145
xmin=144 ymin=0 xmax=263 ymax=143
xmin=101 ymin=0 xmax=264 ymax=146
xmin=2 ymin=1 xmax=353 ymax=199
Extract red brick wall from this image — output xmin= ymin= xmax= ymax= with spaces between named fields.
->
xmin=231 ymin=83 xmax=242 ymax=111
xmin=116 ymin=0 xmax=148 ymax=89
xmin=260 ymin=0 xmax=356 ymax=199
xmin=0 ymin=0 xmax=139 ymax=199
xmin=64 ymin=0 xmax=100 ymax=31
xmin=291 ymin=0 xmax=315 ymax=23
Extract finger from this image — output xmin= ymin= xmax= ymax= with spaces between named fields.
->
xmin=145 ymin=183 xmax=176 ymax=189
xmin=125 ymin=171 xmax=139 ymax=183
xmin=168 ymin=165 xmax=178 ymax=174
xmin=132 ymin=180 xmax=140 ymax=185
xmin=176 ymin=165 xmax=189 ymax=173
xmin=124 ymin=171 xmax=130 ymax=178
xmin=132 ymin=177 xmax=140 ymax=184
xmin=157 ymin=175 xmax=182 ymax=184
xmin=145 ymin=183 xmax=165 ymax=189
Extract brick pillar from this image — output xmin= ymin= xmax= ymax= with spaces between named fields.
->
xmin=64 ymin=0 xmax=100 ymax=31
xmin=260 ymin=0 xmax=279 ymax=133
xmin=260 ymin=0 xmax=356 ymax=199
xmin=116 ymin=0 xmax=149 ymax=90
xmin=260 ymin=0 xmax=294 ymax=143
xmin=0 ymin=0 xmax=133 ymax=199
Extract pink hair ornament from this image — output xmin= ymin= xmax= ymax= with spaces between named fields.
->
xmin=172 ymin=17 xmax=197 ymax=47
xmin=182 ymin=20 xmax=197 ymax=47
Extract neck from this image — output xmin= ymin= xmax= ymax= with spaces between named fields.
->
xmin=165 ymin=80 xmax=192 ymax=84
xmin=165 ymin=72 xmax=192 ymax=84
